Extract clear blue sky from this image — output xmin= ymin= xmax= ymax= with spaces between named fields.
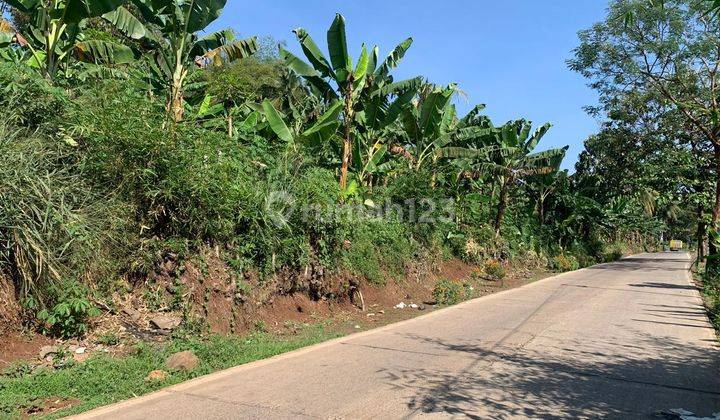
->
xmin=209 ymin=1 xmax=610 ymax=171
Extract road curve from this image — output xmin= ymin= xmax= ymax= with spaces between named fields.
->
xmin=74 ymin=253 xmax=720 ymax=419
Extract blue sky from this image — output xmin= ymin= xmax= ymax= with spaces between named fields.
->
xmin=209 ymin=1 xmax=610 ymax=171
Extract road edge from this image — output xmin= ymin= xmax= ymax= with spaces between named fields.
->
xmin=68 ymin=252 xmax=659 ymax=419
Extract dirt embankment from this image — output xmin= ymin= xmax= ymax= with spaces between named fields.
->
xmin=0 ymin=251 xmax=551 ymax=368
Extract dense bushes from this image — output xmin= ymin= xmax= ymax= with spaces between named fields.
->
xmin=0 ymin=119 xmax=131 ymax=315
xmin=0 ymin=38 xmax=662 ymax=339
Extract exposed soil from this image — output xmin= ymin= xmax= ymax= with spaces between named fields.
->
xmin=22 ymin=396 xmax=81 ymax=417
xmin=0 ymin=273 xmax=21 ymax=336
xmin=0 ymin=252 xmax=555 ymax=368
xmin=0 ymin=331 xmax=51 ymax=369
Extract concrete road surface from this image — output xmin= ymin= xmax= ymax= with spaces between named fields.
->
xmin=75 ymin=253 xmax=720 ymax=419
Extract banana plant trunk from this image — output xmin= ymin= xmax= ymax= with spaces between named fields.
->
xmin=170 ymin=78 xmax=185 ymax=122
xmin=494 ymin=178 xmax=511 ymax=237
xmin=340 ymin=83 xmax=354 ymax=192
xmin=169 ymin=52 xmax=188 ymax=122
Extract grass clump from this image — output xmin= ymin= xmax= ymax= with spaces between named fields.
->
xmin=549 ymin=254 xmax=580 ymax=273
xmin=483 ymin=259 xmax=507 ymax=281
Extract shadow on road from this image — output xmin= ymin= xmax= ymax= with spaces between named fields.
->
xmin=382 ymin=332 xmax=720 ymax=419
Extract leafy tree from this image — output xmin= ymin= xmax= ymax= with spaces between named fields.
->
xmin=282 ymin=13 xmax=416 ymax=191
xmin=3 ymin=0 xmax=138 ymax=80
xmin=569 ymin=0 xmax=720 ymax=263
xmin=124 ymin=0 xmax=258 ymax=121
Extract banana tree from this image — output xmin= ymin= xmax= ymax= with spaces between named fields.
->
xmin=441 ymin=120 xmax=568 ymax=236
xmin=526 ymin=166 xmax=568 ymax=226
xmin=353 ymin=74 xmax=421 ymax=186
xmin=3 ymin=0 xmax=137 ymax=80
xmin=127 ymin=0 xmax=257 ymax=121
xmin=400 ymin=84 xmax=481 ymax=170
xmin=399 ymin=85 xmax=495 ymax=191
xmin=282 ymin=13 xmax=415 ymax=191
xmin=261 ymin=99 xmax=343 ymax=153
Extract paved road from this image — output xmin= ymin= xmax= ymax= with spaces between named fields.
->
xmin=76 ymin=253 xmax=720 ymax=419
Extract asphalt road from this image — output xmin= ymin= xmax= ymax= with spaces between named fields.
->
xmin=75 ymin=253 xmax=720 ymax=419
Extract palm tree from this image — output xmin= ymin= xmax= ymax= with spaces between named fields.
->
xmin=441 ymin=120 xmax=568 ymax=236
xmin=3 ymin=0 xmax=138 ymax=80
xmin=282 ymin=13 xmax=416 ymax=191
xmin=123 ymin=0 xmax=258 ymax=121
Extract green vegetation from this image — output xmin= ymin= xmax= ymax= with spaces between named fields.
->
xmin=482 ymin=259 xmax=506 ymax=281
xmin=0 ymin=325 xmax=342 ymax=418
xmin=0 ymin=0 xmax=715 ymax=415
xmin=432 ymin=279 xmax=464 ymax=305
xmin=0 ymin=1 xmax=664 ymax=340
xmin=568 ymin=0 xmax=720 ymax=325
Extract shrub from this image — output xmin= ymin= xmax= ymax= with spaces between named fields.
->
xmin=549 ymin=254 xmax=580 ymax=272
xmin=36 ymin=282 xmax=99 ymax=338
xmin=483 ymin=259 xmax=506 ymax=281
xmin=0 ymin=120 xmax=131 ymax=314
xmin=432 ymin=279 xmax=463 ymax=305
xmin=602 ymin=243 xmax=627 ymax=262
xmin=0 ymin=63 xmax=67 ymax=127
xmin=340 ymin=218 xmax=415 ymax=285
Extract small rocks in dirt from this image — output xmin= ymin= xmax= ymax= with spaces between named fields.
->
xmin=150 ymin=315 xmax=181 ymax=331
xmin=394 ymin=302 xmax=407 ymax=309
xmin=39 ymin=345 xmax=60 ymax=359
xmin=122 ymin=307 xmax=142 ymax=322
xmin=145 ymin=370 xmax=169 ymax=381
xmin=166 ymin=350 xmax=199 ymax=371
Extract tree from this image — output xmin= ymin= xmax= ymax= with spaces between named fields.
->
xmin=126 ymin=0 xmax=257 ymax=121
xmin=569 ymin=0 xmax=720 ymax=266
xmin=282 ymin=13 xmax=415 ymax=191
xmin=3 ymin=0 xmax=137 ymax=80
xmin=441 ymin=120 xmax=567 ymax=237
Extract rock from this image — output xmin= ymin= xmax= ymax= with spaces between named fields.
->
xmin=418 ymin=305 xmax=426 ymax=311
xmin=122 ymin=307 xmax=142 ymax=322
xmin=354 ymin=325 xmax=361 ymax=329
xmin=75 ymin=347 xmax=86 ymax=354
xmin=409 ymin=304 xmax=419 ymax=309
xmin=378 ymin=310 xmax=385 ymax=314
xmin=166 ymin=351 xmax=199 ymax=371
xmin=145 ymin=370 xmax=169 ymax=381
xmin=39 ymin=345 xmax=59 ymax=359
xmin=150 ymin=315 xmax=181 ymax=331
xmin=366 ymin=313 xmax=375 ymax=317
xmin=394 ymin=302 xmax=407 ymax=309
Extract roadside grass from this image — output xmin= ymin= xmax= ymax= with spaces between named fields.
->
xmin=0 ymin=264 xmax=556 ymax=419
xmin=693 ymin=267 xmax=720 ymax=336
xmin=0 ymin=324 xmax=342 ymax=418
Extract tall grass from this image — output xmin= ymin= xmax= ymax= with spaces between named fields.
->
xmin=0 ymin=119 xmax=130 ymax=311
